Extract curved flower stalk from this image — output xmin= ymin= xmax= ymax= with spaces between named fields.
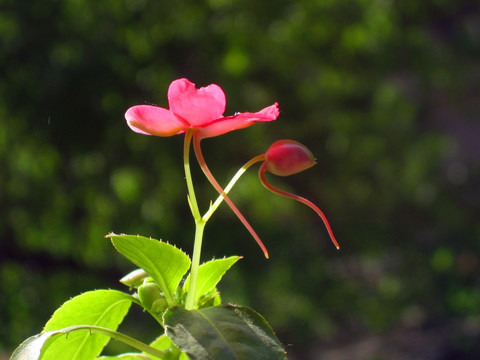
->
xmin=193 ymin=136 xmax=270 ymax=258
xmin=202 ymin=140 xmax=340 ymax=253
xmin=259 ymin=140 xmax=340 ymax=250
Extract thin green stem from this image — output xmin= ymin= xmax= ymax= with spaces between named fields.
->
xmin=183 ymin=130 xmax=207 ymax=309
xmin=183 ymin=129 xmax=206 ymax=310
xmin=147 ymin=310 xmax=165 ymax=328
xmin=203 ymin=154 xmax=265 ymax=222
xmin=130 ymin=297 xmax=165 ymax=328
xmin=184 ymin=130 xmax=201 ymax=221
xmin=185 ymin=220 xmax=206 ymax=310
xmin=183 ymin=133 xmax=265 ymax=310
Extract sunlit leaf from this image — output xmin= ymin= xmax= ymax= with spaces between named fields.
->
xmin=98 ymin=353 xmax=151 ymax=359
xmin=183 ymin=256 xmax=241 ymax=306
xmin=109 ymin=234 xmax=191 ymax=305
xmin=41 ymin=290 xmax=133 ymax=360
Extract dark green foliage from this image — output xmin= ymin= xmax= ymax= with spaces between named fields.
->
xmin=2 ymin=0 xmax=479 ymax=357
xmin=164 ymin=305 xmax=287 ymax=360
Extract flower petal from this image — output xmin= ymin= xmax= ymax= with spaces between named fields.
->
xmin=197 ymin=103 xmax=279 ymax=139
xmin=125 ymin=105 xmax=187 ymax=136
xmin=167 ymin=78 xmax=226 ymax=127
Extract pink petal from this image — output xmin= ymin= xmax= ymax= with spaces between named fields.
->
xmin=167 ymin=78 xmax=226 ymax=127
xmin=197 ymin=103 xmax=279 ymax=139
xmin=125 ymin=105 xmax=187 ymax=136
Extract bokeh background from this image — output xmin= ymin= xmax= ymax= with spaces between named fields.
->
xmin=1 ymin=0 xmax=480 ymax=359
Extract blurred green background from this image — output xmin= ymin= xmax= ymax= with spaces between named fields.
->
xmin=1 ymin=0 xmax=479 ymax=359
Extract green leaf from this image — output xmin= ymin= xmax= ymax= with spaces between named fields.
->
xmin=41 ymin=290 xmax=133 ymax=360
xmin=164 ymin=305 xmax=287 ymax=360
xmin=147 ymin=334 xmax=188 ymax=360
xmin=109 ymin=234 xmax=191 ymax=306
xmin=195 ymin=288 xmax=221 ymax=309
xmin=10 ymin=332 xmax=55 ymax=360
xmin=98 ymin=353 xmax=152 ymax=359
xmin=183 ymin=256 xmax=241 ymax=306
xmin=148 ymin=334 xmax=172 ymax=352
xmin=11 ymin=325 xmax=164 ymax=360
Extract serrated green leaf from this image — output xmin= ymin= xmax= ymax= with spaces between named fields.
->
xmin=164 ymin=305 xmax=287 ymax=360
xmin=109 ymin=234 xmax=191 ymax=306
xmin=183 ymin=256 xmax=241 ymax=306
xmin=40 ymin=290 xmax=133 ymax=360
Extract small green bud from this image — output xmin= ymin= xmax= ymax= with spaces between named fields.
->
xmin=138 ymin=282 xmax=163 ymax=310
xmin=120 ymin=269 xmax=149 ymax=289
xmin=151 ymin=297 xmax=168 ymax=314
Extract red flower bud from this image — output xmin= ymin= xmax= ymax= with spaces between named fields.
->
xmin=259 ymin=140 xmax=340 ymax=250
xmin=264 ymin=140 xmax=316 ymax=176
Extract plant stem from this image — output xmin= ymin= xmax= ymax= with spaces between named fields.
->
xmin=183 ymin=135 xmax=266 ymax=309
xmin=130 ymin=296 xmax=165 ymax=328
xmin=148 ymin=310 xmax=165 ymax=328
xmin=203 ymin=154 xmax=265 ymax=222
xmin=184 ymin=130 xmax=201 ymax=221
xmin=183 ymin=129 xmax=207 ymax=310
xmin=185 ymin=220 xmax=206 ymax=310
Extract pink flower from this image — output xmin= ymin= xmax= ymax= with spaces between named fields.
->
xmin=125 ymin=78 xmax=279 ymax=139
